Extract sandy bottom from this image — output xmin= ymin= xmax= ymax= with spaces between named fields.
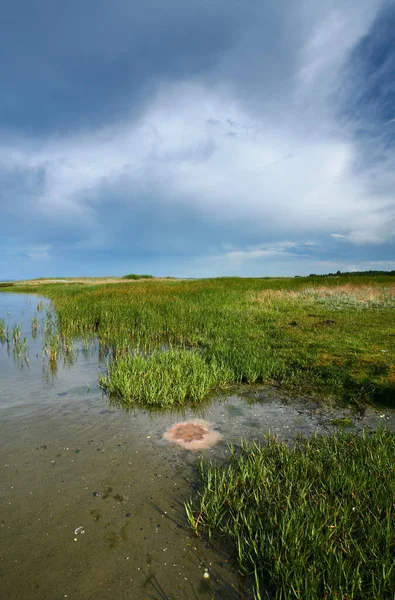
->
xmin=163 ymin=419 xmax=223 ymax=450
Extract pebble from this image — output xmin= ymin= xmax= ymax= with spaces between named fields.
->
xmin=74 ymin=526 xmax=85 ymax=535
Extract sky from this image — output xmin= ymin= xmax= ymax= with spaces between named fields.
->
xmin=0 ymin=0 xmax=394 ymax=279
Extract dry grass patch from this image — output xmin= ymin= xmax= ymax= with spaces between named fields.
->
xmin=251 ymin=284 xmax=395 ymax=309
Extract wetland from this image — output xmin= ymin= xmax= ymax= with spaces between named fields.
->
xmin=1 ymin=276 xmax=394 ymax=599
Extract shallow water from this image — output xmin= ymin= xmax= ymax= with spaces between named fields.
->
xmin=1 ymin=293 xmax=394 ymax=600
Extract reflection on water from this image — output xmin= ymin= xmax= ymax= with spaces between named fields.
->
xmin=1 ymin=293 xmax=395 ymax=600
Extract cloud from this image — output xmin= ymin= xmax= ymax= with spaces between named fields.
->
xmin=25 ymin=245 xmax=51 ymax=260
xmin=203 ymin=241 xmax=316 ymax=272
xmin=0 ymin=80 xmax=388 ymax=246
xmin=0 ymin=0 xmax=393 ymax=278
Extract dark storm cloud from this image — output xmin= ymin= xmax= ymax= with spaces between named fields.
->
xmin=1 ymin=0 xmax=288 ymax=135
xmin=338 ymin=2 xmax=395 ymax=247
xmin=342 ymin=1 xmax=395 ymax=136
xmin=0 ymin=0 xmax=394 ymax=279
xmin=0 ymin=0 xmax=339 ymax=136
xmin=0 ymin=0 xmax=237 ymax=134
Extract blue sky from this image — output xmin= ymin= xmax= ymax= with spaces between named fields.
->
xmin=0 ymin=0 xmax=394 ymax=278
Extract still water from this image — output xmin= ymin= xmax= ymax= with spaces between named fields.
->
xmin=1 ymin=293 xmax=394 ymax=599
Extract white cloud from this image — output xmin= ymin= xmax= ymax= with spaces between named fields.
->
xmin=0 ymin=82 xmax=387 ymax=245
xmin=210 ymin=241 xmax=303 ymax=270
xmin=25 ymin=245 xmax=51 ymax=260
xmin=297 ymin=3 xmax=377 ymax=93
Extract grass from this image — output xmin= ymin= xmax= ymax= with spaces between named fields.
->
xmin=122 ymin=273 xmax=154 ymax=280
xmin=186 ymin=429 xmax=395 ymax=599
xmin=99 ymin=348 xmax=231 ymax=406
xmin=2 ymin=274 xmax=394 ymax=408
xmin=0 ymin=318 xmax=28 ymax=363
xmin=0 ymin=318 xmax=5 ymax=341
xmin=330 ymin=417 xmax=353 ymax=428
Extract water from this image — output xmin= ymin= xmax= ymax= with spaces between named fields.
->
xmin=1 ymin=293 xmax=394 ymax=600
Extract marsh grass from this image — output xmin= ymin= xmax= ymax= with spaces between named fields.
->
xmin=12 ymin=324 xmax=21 ymax=344
xmin=42 ymin=333 xmax=60 ymax=363
xmin=186 ymin=429 xmax=395 ymax=599
xmin=0 ymin=319 xmax=29 ymax=364
xmin=31 ymin=315 xmax=38 ymax=337
xmin=99 ymin=348 xmax=232 ymax=406
xmin=4 ymin=275 xmax=395 ymax=407
xmin=0 ymin=317 xmax=5 ymax=342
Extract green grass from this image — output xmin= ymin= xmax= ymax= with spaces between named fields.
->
xmin=330 ymin=417 xmax=353 ymax=428
xmin=99 ymin=348 xmax=232 ymax=406
xmin=122 ymin=273 xmax=154 ymax=280
xmin=186 ymin=429 xmax=395 ymax=599
xmin=3 ymin=275 xmax=395 ymax=407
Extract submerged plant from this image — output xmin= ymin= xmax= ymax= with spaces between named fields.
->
xmin=13 ymin=336 xmax=28 ymax=363
xmin=43 ymin=333 xmax=60 ymax=364
xmin=12 ymin=324 xmax=21 ymax=344
xmin=61 ymin=336 xmax=75 ymax=360
xmin=44 ymin=310 xmax=54 ymax=335
xmin=31 ymin=315 xmax=38 ymax=337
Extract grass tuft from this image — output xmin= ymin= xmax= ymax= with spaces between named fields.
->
xmin=186 ymin=429 xmax=395 ymax=599
xmin=99 ymin=348 xmax=231 ymax=406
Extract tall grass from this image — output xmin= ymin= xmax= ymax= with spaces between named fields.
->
xmin=3 ymin=276 xmax=395 ymax=407
xmin=186 ymin=429 xmax=395 ymax=599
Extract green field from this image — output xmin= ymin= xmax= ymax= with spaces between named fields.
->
xmin=6 ymin=274 xmax=395 ymax=408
